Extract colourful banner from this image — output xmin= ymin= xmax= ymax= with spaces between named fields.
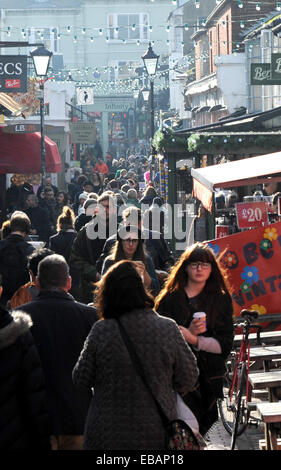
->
xmin=208 ymin=221 xmax=281 ymax=318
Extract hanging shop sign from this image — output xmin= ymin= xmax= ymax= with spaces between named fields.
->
xmin=215 ymin=225 xmax=230 ymax=239
xmin=208 ymin=220 xmax=281 ymax=317
xmin=251 ymin=54 xmax=281 ymax=85
xmin=0 ymin=56 xmax=27 ymax=93
xmin=235 ymin=201 xmax=268 ymax=229
xmin=2 ymin=124 xmax=54 ymax=134
xmin=76 ymin=87 xmax=94 ymax=105
xmin=70 ymin=122 xmax=96 ymax=144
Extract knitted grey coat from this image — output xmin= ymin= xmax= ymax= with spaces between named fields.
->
xmin=73 ymin=308 xmax=199 ymax=450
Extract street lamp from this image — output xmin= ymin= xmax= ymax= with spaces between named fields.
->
xmin=142 ymin=42 xmax=159 ymax=181
xmin=30 ymin=46 xmax=53 ymax=188
xmin=141 ymin=86 xmax=150 ymax=102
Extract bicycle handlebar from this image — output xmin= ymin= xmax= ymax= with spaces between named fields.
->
xmin=234 ymin=310 xmax=263 ymax=346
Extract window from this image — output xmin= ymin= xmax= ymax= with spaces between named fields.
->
xmin=108 ymin=60 xmax=138 ymax=81
xmin=26 ymin=27 xmax=59 ymax=53
xmin=108 ymin=13 xmax=149 ymax=42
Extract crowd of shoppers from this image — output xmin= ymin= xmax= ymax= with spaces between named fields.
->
xmin=0 ymin=151 xmax=235 ymax=451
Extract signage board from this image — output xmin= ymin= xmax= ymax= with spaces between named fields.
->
xmin=88 ymin=96 xmax=135 ymax=113
xmin=70 ymin=122 xmax=96 ymax=144
xmin=251 ymin=55 xmax=281 ymax=85
xmin=2 ymin=124 xmax=53 ymax=134
xmin=208 ymin=221 xmax=281 ymax=317
xmin=76 ymin=87 xmax=94 ymax=105
xmin=0 ymin=55 xmax=27 ymax=93
xmin=215 ymin=225 xmax=230 ymax=239
xmin=235 ymin=201 xmax=268 ymax=229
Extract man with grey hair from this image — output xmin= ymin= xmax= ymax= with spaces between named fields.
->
xmin=14 ymin=254 xmax=98 ymax=450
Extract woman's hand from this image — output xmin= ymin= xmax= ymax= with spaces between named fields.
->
xmin=179 ymin=319 xmax=206 ymax=346
xmin=189 ymin=318 xmax=207 ymax=336
xmin=133 ymin=261 xmax=152 ymax=289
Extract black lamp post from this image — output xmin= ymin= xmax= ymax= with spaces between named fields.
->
xmin=142 ymin=42 xmax=159 ymax=181
xmin=30 ymin=46 xmax=52 ymax=188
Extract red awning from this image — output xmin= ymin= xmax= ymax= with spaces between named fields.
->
xmin=0 ymin=128 xmax=62 ymax=174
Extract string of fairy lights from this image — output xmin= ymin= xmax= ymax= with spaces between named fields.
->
xmin=1 ymin=0 xmax=281 ymax=95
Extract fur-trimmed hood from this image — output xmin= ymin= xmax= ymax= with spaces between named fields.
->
xmin=0 ymin=311 xmax=33 ymax=351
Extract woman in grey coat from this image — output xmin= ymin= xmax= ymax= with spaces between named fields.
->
xmin=73 ymin=260 xmax=198 ymax=450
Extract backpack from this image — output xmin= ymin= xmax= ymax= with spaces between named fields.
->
xmin=0 ymin=239 xmax=31 ymax=298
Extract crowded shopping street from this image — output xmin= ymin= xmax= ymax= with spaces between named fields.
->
xmin=1 ymin=0 xmax=281 ymax=455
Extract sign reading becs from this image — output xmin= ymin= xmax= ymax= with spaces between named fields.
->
xmin=0 ymin=55 xmax=28 ymax=93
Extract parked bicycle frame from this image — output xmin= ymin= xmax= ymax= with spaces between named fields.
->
xmin=218 ymin=309 xmax=263 ymax=450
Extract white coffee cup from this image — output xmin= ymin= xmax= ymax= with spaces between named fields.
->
xmin=193 ymin=312 xmax=207 ymax=328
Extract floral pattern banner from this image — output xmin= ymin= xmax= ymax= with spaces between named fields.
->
xmin=207 ymin=221 xmax=281 ymax=318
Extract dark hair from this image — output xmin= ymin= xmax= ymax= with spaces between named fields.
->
xmin=109 ymin=179 xmax=118 ymax=189
xmin=272 ymin=192 xmax=281 ymax=206
xmin=57 ymin=206 xmax=75 ymax=231
xmin=94 ymin=260 xmax=154 ymax=319
xmin=10 ymin=213 xmax=31 ymax=234
xmin=56 ymin=190 xmax=69 ymax=206
xmin=155 ymin=242 xmax=232 ymax=326
xmin=28 ymin=248 xmax=54 ymax=276
xmin=92 ymin=172 xmax=102 ymax=185
xmin=38 ymin=254 xmax=69 ymax=290
xmin=77 ymin=174 xmax=88 ymax=185
xmin=111 ymin=225 xmax=146 ymax=264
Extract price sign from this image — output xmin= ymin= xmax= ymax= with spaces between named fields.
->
xmin=215 ymin=225 xmax=230 ymax=239
xmin=235 ymin=201 xmax=268 ymax=229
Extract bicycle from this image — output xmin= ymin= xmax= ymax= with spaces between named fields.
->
xmin=217 ymin=309 xmax=263 ymax=450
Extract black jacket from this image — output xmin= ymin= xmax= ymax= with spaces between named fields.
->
xmin=24 ymin=206 xmax=52 ymax=243
xmin=0 ymin=234 xmax=35 ymax=304
xmin=0 ymin=306 xmax=50 ymax=450
xmin=16 ymin=291 xmax=98 ymax=435
xmin=156 ymin=289 xmax=234 ymax=393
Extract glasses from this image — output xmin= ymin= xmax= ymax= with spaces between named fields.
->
xmin=189 ymin=262 xmax=211 ymax=270
xmin=123 ymin=238 xmax=139 ymax=245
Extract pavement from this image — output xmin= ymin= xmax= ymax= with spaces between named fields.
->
xmin=204 ymin=415 xmax=264 ymax=451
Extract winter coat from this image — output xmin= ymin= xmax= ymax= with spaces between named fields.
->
xmin=0 ymin=307 xmax=50 ymax=450
xmin=156 ymin=289 xmax=234 ymax=435
xmin=0 ymin=233 xmax=35 ymax=304
xmin=73 ymin=308 xmax=199 ymax=450
xmin=70 ymin=217 xmax=115 ymax=304
xmin=15 ymin=291 xmax=98 ymax=435
xmin=156 ymin=289 xmax=234 ymax=395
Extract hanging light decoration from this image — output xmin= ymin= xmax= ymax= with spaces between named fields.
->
xmin=277 ymin=2 xmax=281 ymax=10
xmin=195 ymin=0 xmax=200 ymax=8
xmin=256 ymin=2 xmax=261 ymax=11
xmin=238 ymin=0 xmax=243 ymax=8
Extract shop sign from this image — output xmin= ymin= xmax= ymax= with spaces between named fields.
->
xmin=215 ymin=225 xmax=230 ymax=239
xmin=208 ymin=220 xmax=281 ymax=317
xmin=235 ymin=201 xmax=268 ymax=229
xmin=0 ymin=56 xmax=27 ymax=93
xmin=2 ymin=124 xmax=54 ymax=133
xmin=251 ymin=54 xmax=281 ymax=85
xmin=70 ymin=122 xmax=96 ymax=144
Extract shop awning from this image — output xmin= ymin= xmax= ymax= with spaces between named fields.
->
xmin=0 ymin=128 xmax=62 ymax=174
xmin=191 ymin=151 xmax=281 ymax=211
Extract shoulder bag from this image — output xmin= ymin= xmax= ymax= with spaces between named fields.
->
xmin=116 ymin=319 xmax=205 ymax=451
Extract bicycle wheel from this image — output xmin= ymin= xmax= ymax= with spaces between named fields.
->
xmin=218 ymin=365 xmax=249 ymax=437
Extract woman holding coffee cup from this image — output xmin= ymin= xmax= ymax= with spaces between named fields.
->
xmin=155 ymin=242 xmax=234 ymax=435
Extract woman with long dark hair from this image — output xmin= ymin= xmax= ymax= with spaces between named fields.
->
xmin=73 ymin=260 xmax=198 ymax=450
xmin=155 ymin=242 xmax=234 ymax=435
xmin=101 ymin=224 xmax=159 ymax=295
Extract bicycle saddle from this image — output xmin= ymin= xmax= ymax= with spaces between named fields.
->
xmin=241 ymin=309 xmax=259 ymax=320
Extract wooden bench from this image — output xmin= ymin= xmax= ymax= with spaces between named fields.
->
xmin=256 ymin=402 xmax=281 ymax=450
xmin=248 ymin=370 xmax=281 ymax=402
xmin=234 ymin=330 xmax=281 ymax=347
xmin=259 ymin=438 xmax=281 ymax=450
